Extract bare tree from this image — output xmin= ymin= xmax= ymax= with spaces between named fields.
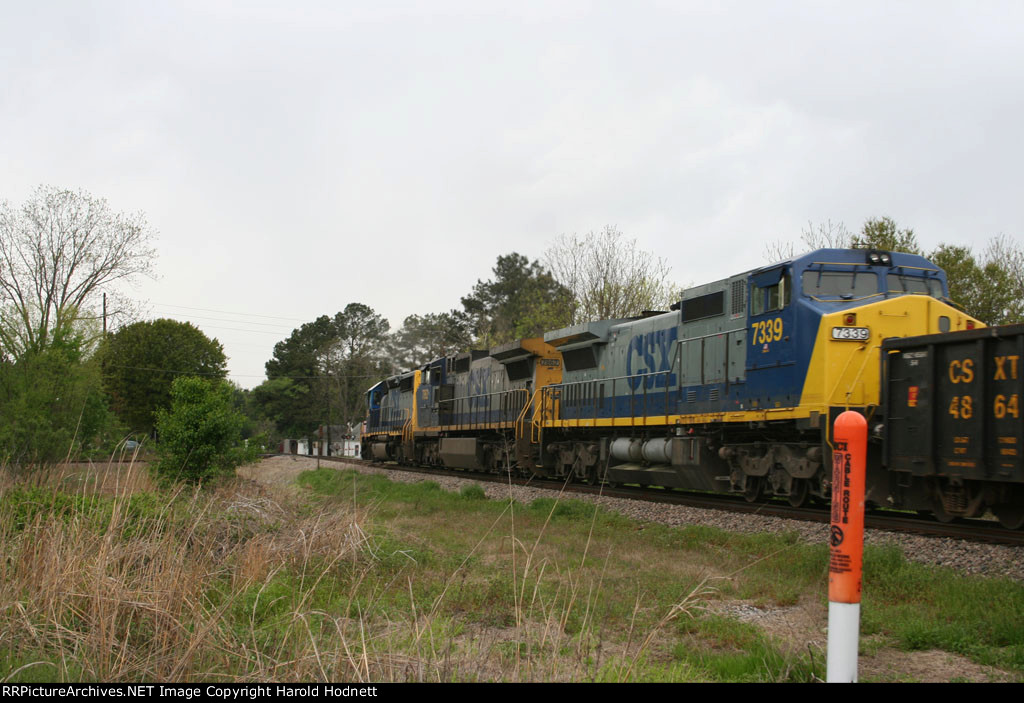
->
xmin=985 ymin=234 xmax=1024 ymax=295
xmin=764 ymin=220 xmax=853 ymax=261
xmin=977 ymin=234 xmax=1024 ymax=324
xmin=0 ymin=186 xmax=156 ymax=358
xmin=544 ymin=226 xmax=678 ymax=325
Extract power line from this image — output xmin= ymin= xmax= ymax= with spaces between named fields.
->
xmin=152 ymin=310 xmax=297 ymax=331
xmin=151 ymin=302 xmax=309 ymax=323
xmin=104 ymin=362 xmax=385 ymax=381
xmin=149 ymin=320 xmax=288 ymax=336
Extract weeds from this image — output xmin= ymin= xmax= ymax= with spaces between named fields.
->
xmin=2 ymin=461 xmax=1021 ymax=682
xmin=0 ymin=461 xmax=376 ymax=681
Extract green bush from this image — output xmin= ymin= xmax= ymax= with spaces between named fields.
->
xmin=459 ymin=483 xmax=487 ymax=500
xmin=153 ymin=376 xmax=259 ymax=484
xmin=0 ymin=333 xmax=123 ymax=465
xmin=528 ymin=496 xmax=597 ymax=521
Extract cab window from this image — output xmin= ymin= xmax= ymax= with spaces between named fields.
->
xmin=751 ymin=274 xmax=791 ymax=316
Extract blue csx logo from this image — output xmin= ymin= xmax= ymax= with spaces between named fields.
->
xmin=468 ymin=368 xmax=489 ymax=396
xmin=626 ymin=329 xmax=678 ymax=390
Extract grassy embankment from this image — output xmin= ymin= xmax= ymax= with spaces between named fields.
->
xmin=1 ymin=460 xmax=1022 ymax=682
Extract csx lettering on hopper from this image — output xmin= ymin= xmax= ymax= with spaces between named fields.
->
xmin=363 ymin=248 xmax=1024 ymax=529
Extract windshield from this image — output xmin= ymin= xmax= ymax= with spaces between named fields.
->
xmin=887 ymin=274 xmax=944 ymax=298
xmin=801 ymin=270 xmax=878 ymax=299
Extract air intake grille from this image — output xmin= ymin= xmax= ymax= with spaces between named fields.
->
xmin=731 ymin=280 xmax=746 ymax=316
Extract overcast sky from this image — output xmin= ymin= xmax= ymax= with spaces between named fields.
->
xmin=2 ymin=1 xmax=1022 ymax=388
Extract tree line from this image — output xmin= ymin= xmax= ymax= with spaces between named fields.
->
xmin=251 ymin=218 xmax=1024 ymax=442
xmin=3 ymin=185 xmax=1022 ymax=477
xmin=0 ymin=186 xmax=253 ymax=480
xmin=767 ymin=217 xmax=1024 ymax=326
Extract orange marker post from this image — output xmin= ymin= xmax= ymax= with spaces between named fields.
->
xmin=827 ymin=410 xmax=867 ymax=683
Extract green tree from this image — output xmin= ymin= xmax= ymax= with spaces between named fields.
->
xmin=264 ymin=315 xmax=337 ymax=380
xmin=851 ymin=219 xmax=1024 ymax=324
xmin=978 ymin=235 xmax=1024 ymax=324
xmin=0 ymin=186 xmax=154 ymax=465
xmin=461 ymin=253 xmax=573 ymax=347
xmin=544 ymin=226 xmax=680 ymax=324
xmin=99 ymin=319 xmax=227 ymax=434
xmin=153 ymin=376 xmax=257 ymax=484
xmin=389 ymin=311 xmax=474 ymax=370
xmin=0 ymin=185 xmax=156 ymax=359
xmin=932 ymin=239 xmax=1024 ymax=325
xmin=0 ymin=330 xmax=120 ymax=465
xmin=259 ymin=316 xmax=335 ymax=438
xmin=229 ymin=383 xmax=273 ymax=443
xmin=320 ymin=303 xmax=392 ymax=431
xmin=851 ymin=216 xmax=922 ymax=254
xmin=765 ymin=217 xmax=921 ymax=261
xmin=258 ymin=303 xmax=391 ymax=438
xmin=251 ymin=376 xmax=310 ymax=439
xmin=766 ymin=215 xmax=1024 ymax=325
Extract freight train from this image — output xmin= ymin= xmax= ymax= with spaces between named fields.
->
xmin=363 ymin=248 xmax=1024 ymax=529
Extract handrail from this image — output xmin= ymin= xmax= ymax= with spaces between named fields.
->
xmin=546 ymin=369 xmax=673 ymax=388
xmin=532 ymin=388 xmax=550 ymax=442
xmin=549 ymin=370 xmax=675 ymax=424
xmin=515 ymin=388 xmax=541 ymax=442
xmin=836 ymin=343 xmax=881 ymax=408
xmin=806 ymin=260 xmax=940 ymax=272
xmin=438 ymin=387 xmax=529 ymax=430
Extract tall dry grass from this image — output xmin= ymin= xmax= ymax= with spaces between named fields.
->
xmin=1 ymin=459 xmax=723 ymax=682
xmin=0 ymin=460 xmax=388 ymax=682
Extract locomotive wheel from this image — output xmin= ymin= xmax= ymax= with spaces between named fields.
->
xmin=743 ymin=477 xmax=764 ymax=503
xmin=930 ymin=502 xmax=957 ymax=523
xmin=481 ymin=448 xmax=496 ymax=474
xmin=787 ymin=479 xmax=809 ymax=507
xmin=994 ymin=486 xmax=1024 ymax=530
xmin=995 ymin=504 xmax=1024 ymax=530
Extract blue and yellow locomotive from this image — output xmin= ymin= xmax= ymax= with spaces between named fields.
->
xmin=364 ymin=248 xmax=1012 ymax=522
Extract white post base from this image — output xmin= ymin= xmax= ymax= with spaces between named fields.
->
xmin=827 ymin=601 xmax=860 ymax=683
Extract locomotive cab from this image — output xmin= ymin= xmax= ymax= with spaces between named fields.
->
xmin=716 ymin=248 xmax=981 ymax=507
xmin=786 ymin=249 xmax=983 ymax=514
xmin=745 ymin=264 xmax=798 ymax=408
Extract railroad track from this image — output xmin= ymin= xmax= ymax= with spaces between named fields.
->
xmin=294 ymin=454 xmax=1024 ymax=546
